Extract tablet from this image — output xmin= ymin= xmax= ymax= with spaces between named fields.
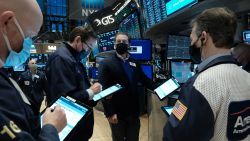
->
xmin=40 ymin=96 xmax=91 ymax=141
xmin=161 ymin=106 xmax=173 ymax=116
xmin=93 ymin=84 xmax=122 ymax=101
xmin=154 ymin=78 xmax=180 ymax=100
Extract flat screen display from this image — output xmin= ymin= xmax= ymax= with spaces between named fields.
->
xmin=141 ymin=64 xmax=153 ymax=80
xmin=41 ymin=96 xmax=89 ymax=141
xmin=98 ymin=30 xmax=119 ymax=52
xmin=93 ymin=84 xmax=122 ymax=101
xmin=243 ymin=30 xmax=250 ymax=44
xmin=166 ymin=0 xmax=198 ymax=16
xmin=13 ymin=64 xmax=25 ymax=72
xmin=154 ymin=78 xmax=180 ymax=100
xmin=129 ymin=39 xmax=152 ymax=61
xmin=171 ymin=61 xmax=193 ymax=83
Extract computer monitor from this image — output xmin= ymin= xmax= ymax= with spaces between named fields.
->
xmin=141 ymin=64 xmax=153 ymax=80
xmin=167 ymin=35 xmax=191 ymax=59
xmin=98 ymin=30 xmax=119 ymax=52
xmin=129 ymin=39 xmax=152 ymax=61
xmin=170 ymin=60 xmax=193 ymax=84
xmin=243 ymin=30 xmax=250 ymax=44
xmin=13 ymin=64 xmax=26 ymax=72
xmin=119 ymin=12 xmax=141 ymax=39
xmin=30 ymin=54 xmax=44 ymax=64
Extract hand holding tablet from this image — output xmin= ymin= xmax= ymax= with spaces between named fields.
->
xmin=154 ymin=78 xmax=180 ymax=100
xmin=41 ymin=96 xmax=91 ymax=141
xmin=93 ymin=84 xmax=122 ymax=101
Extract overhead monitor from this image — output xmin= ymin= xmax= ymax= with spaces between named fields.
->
xmin=170 ymin=60 xmax=193 ymax=84
xmin=98 ymin=30 xmax=119 ymax=52
xmin=119 ymin=12 xmax=141 ymax=39
xmin=129 ymin=39 xmax=152 ymax=61
xmin=166 ymin=35 xmax=191 ymax=59
xmin=141 ymin=64 xmax=153 ymax=80
xmin=166 ymin=0 xmax=198 ymax=16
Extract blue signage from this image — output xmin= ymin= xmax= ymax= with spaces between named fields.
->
xmin=166 ymin=0 xmax=198 ymax=16
xmin=82 ymin=0 xmax=104 ymax=10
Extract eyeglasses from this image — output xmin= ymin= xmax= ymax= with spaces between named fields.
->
xmin=83 ymin=42 xmax=94 ymax=50
xmin=115 ymin=40 xmax=129 ymax=44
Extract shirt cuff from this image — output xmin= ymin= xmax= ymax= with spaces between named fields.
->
xmin=87 ymin=89 xmax=94 ymax=100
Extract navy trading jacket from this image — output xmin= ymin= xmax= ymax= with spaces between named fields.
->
xmin=0 ymin=69 xmax=59 ymax=141
xmin=45 ymin=42 xmax=95 ymax=140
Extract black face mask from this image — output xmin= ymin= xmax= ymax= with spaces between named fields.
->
xmin=116 ymin=43 xmax=129 ymax=55
xmin=189 ymin=37 xmax=202 ymax=64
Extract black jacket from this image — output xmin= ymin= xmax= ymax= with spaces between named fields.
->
xmin=0 ymin=69 xmax=59 ymax=141
xmin=98 ymin=53 xmax=154 ymax=119
xmin=18 ymin=70 xmax=47 ymax=112
xmin=45 ymin=42 xmax=95 ymax=140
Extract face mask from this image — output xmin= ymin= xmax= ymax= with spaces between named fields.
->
xmin=189 ymin=36 xmax=202 ymax=64
xmin=80 ymin=50 xmax=91 ymax=59
xmin=116 ymin=43 xmax=129 ymax=55
xmin=29 ymin=64 xmax=37 ymax=72
xmin=1 ymin=17 xmax=33 ymax=67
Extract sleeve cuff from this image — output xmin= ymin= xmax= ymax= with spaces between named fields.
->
xmin=87 ymin=89 xmax=94 ymax=100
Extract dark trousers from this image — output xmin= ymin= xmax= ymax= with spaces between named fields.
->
xmin=110 ymin=116 xmax=140 ymax=141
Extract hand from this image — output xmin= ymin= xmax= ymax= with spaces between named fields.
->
xmin=108 ymin=114 xmax=118 ymax=124
xmin=42 ymin=106 xmax=67 ymax=133
xmin=90 ymin=82 xmax=102 ymax=94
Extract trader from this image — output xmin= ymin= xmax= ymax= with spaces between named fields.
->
xmin=46 ymin=26 xmax=102 ymax=140
xmin=163 ymin=7 xmax=250 ymax=141
xmin=18 ymin=59 xmax=47 ymax=113
xmin=0 ymin=0 xmax=66 ymax=140
xmin=98 ymin=32 xmax=155 ymax=141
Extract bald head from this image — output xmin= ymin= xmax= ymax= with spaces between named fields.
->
xmin=0 ymin=0 xmax=43 ymax=37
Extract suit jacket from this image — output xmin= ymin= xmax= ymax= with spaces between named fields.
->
xmin=98 ymin=53 xmax=154 ymax=119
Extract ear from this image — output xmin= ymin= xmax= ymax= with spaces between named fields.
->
xmin=0 ymin=11 xmax=14 ymax=33
xmin=74 ymin=36 xmax=81 ymax=43
xmin=200 ymin=31 xmax=208 ymax=44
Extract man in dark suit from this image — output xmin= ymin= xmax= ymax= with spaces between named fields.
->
xmin=18 ymin=59 xmax=47 ymax=113
xmin=98 ymin=32 xmax=154 ymax=141
xmin=46 ymin=26 xmax=102 ymax=141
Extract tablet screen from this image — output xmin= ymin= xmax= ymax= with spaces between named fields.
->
xmin=41 ymin=96 xmax=89 ymax=141
xmin=163 ymin=106 xmax=173 ymax=116
xmin=93 ymin=84 xmax=122 ymax=101
xmin=154 ymin=78 xmax=180 ymax=100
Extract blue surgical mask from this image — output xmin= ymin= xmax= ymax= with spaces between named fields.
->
xmin=1 ymin=17 xmax=33 ymax=67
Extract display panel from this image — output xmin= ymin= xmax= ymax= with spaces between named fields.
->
xmin=142 ymin=0 xmax=167 ymax=28
xmin=243 ymin=30 xmax=250 ymax=44
xmin=41 ymin=96 xmax=90 ymax=141
xmin=166 ymin=0 xmax=198 ymax=16
xmin=154 ymin=78 xmax=180 ymax=100
xmin=167 ymin=35 xmax=191 ymax=59
xmin=98 ymin=30 xmax=119 ymax=52
xmin=170 ymin=60 xmax=193 ymax=83
xmin=93 ymin=84 xmax=122 ymax=101
xmin=141 ymin=64 xmax=153 ymax=80
xmin=129 ymin=39 xmax=152 ymax=61
xmin=13 ymin=64 xmax=26 ymax=72
xmin=119 ymin=12 xmax=141 ymax=39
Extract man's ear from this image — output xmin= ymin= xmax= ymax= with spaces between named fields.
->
xmin=0 ymin=11 xmax=14 ymax=33
xmin=200 ymin=31 xmax=208 ymax=44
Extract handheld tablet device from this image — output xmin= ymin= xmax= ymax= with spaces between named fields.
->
xmin=154 ymin=78 xmax=180 ymax=100
xmin=161 ymin=106 xmax=173 ymax=116
xmin=40 ymin=96 xmax=91 ymax=141
xmin=93 ymin=84 xmax=122 ymax=101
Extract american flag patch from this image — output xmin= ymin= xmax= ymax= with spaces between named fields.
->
xmin=172 ymin=100 xmax=187 ymax=121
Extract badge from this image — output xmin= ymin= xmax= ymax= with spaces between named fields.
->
xmin=129 ymin=62 xmax=136 ymax=67
xmin=34 ymin=75 xmax=39 ymax=79
xmin=24 ymin=81 xmax=30 ymax=85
